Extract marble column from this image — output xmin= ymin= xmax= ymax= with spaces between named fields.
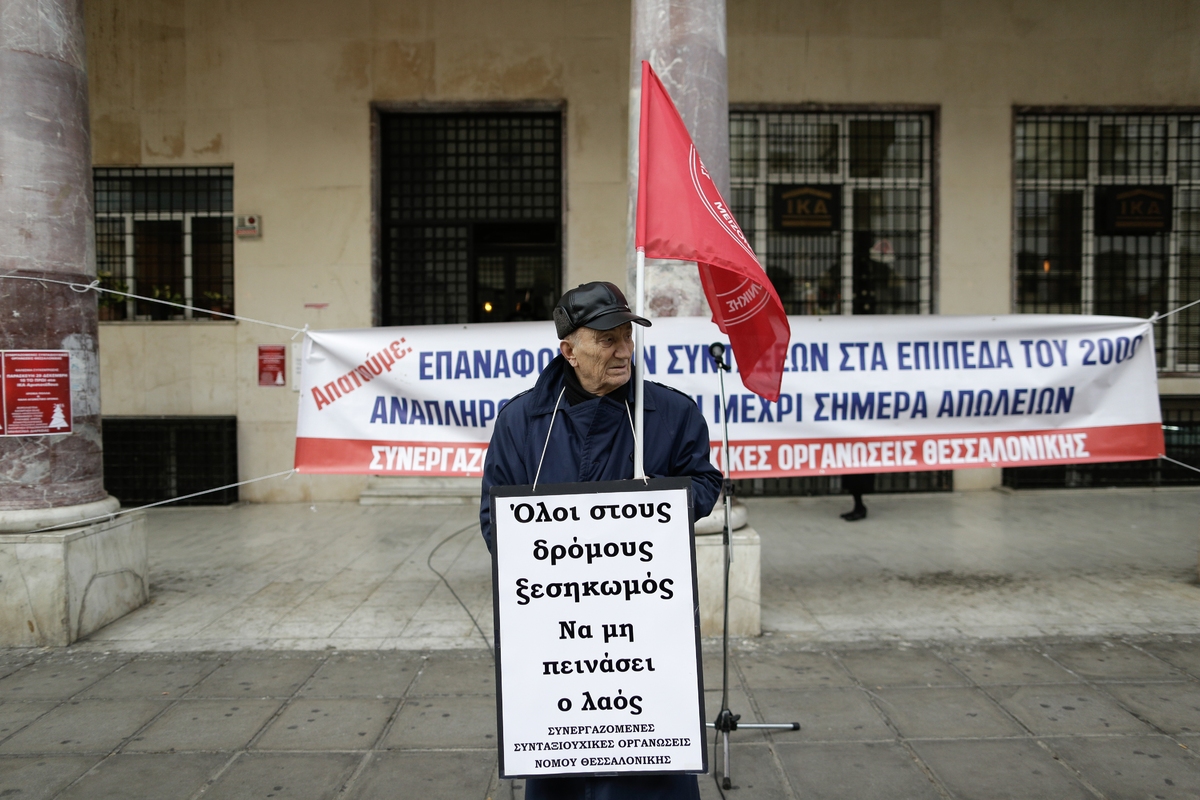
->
xmin=627 ymin=0 xmax=729 ymax=317
xmin=0 ymin=0 xmax=114 ymax=528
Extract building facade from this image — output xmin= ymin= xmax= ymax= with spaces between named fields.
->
xmin=85 ymin=0 xmax=1200 ymax=502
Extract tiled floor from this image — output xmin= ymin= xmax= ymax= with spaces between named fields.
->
xmin=1 ymin=640 xmax=1199 ymax=799
xmin=4 ymin=486 xmax=1199 ymax=797
xmin=74 ymin=488 xmax=1200 ymax=651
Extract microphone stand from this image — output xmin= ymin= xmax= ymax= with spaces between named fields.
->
xmin=705 ymin=342 xmax=799 ymax=791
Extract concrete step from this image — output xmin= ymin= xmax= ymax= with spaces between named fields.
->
xmin=359 ymin=476 xmax=482 ymax=505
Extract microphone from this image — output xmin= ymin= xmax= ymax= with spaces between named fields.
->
xmin=709 ymin=342 xmax=731 ymax=372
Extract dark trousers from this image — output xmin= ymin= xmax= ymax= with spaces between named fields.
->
xmin=843 ymin=472 xmax=875 ymax=509
xmin=524 ymin=774 xmax=701 ymax=800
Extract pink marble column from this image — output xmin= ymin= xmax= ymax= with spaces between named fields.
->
xmin=0 ymin=0 xmax=110 ymax=520
xmin=627 ymin=0 xmax=729 ymax=317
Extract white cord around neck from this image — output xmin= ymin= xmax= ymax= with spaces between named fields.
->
xmin=532 ymin=388 xmax=566 ymax=490
xmin=623 ymin=395 xmax=645 ymax=482
xmin=531 ymin=387 xmax=641 ymax=489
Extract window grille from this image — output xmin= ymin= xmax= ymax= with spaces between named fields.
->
xmin=730 ymin=110 xmax=943 ymax=495
xmin=379 ymin=112 xmax=562 ymax=326
xmin=1003 ymin=398 xmax=1200 ymax=488
xmin=93 ymin=167 xmax=234 ymax=321
xmin=729 ymin=110 xmax=935 ymax=316
xmin=102 ymin=416 xmax=239 ymax=505
xmin=1014 ymin=113 xmax=1200 ymax=372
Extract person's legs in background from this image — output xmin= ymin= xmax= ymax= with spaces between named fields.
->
xmin=840 ymin=473 xmax=875 ymax=521
xmin=840 ymin=491 xmax=866 ymax=521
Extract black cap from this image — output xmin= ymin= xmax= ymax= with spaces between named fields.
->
xmin=553 ymin=282 xmax=651 ymax=340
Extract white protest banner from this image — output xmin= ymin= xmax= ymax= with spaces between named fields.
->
xmin=490 ymin=478 xmax=706 ymax=779
xmin=294 ymin=314 xmax=1163 ymax=477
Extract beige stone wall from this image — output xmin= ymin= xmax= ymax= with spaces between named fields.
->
xmin=98 ymin=322 xmax=238 ymax=415
xmin=87 ymin=0 xmax=1200 ymax=501
xmin=87 ymin=0 xmax=632 ymax=501
xmin=728 ymin=0 xmax=1200 ymax=316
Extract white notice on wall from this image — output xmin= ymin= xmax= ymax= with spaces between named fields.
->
xmin=491 ymin=478 xmax=706 ymax=779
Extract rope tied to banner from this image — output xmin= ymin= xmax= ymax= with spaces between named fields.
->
xmin=1159 ymin=453 xmax=1200 ymax=476
xmin=5 ymin=271 xmax=1196 ymax=336
xmin=0 ymin=273 xmax=307 ymax=333
xmin=1150 ymin=296 xmax=1200 ymax=324
xmin=23 ymin=468 xmax=298 ymax=534
xmin=7 ymin=271 xmax=1200 ymax=479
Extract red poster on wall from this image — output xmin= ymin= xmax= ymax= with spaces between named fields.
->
xmin=258 ymin=345 xmax=287 ymax=387
xmin=2 ymin=351 xmax=72 ymax=436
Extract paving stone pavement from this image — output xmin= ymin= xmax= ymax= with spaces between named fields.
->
xmin=72 ymin=490 xmax=1200 ymax=651
xmin=3 ymin=487 xmax=1196 ymax=795
xmin=2 ymin=638 xmax=1199 ymax=799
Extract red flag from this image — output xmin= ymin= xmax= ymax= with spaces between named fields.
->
xmin=635 ymin=61 xmax=789 ymax=401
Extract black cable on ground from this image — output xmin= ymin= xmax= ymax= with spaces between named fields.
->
xmin=425 ymin=521 xmax=494 ymax=653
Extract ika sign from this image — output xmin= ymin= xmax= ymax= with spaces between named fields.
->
xmin=771 ymin=185 xmax=841 ymax=233
xmin=491 ymin=478 xmax=706 ymax=779
xmin=1095 ymin=186 xmax=1173 ymax=235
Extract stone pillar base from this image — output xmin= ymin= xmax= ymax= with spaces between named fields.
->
xmin=954 ymin=467 xmax=1002 ymax=491
xmin=0 ymin=513 xmax=148 ymax=646
xmin=695 ymin=527 xmax=761 ymax=638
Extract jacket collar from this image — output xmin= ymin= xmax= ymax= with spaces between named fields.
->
xmin=528 ymin=354 xmax=656 ymax=416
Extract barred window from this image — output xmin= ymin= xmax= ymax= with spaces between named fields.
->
xmin=1004 ymin=396 xmax=1200 ymax=488
xmin=379 ymin=112 xmax=562 ymax=326
xmin=729 ymin=110 xmax=935 ymax=317
xmin=1014 ymin=113 xmax=1200 ymax=373
xmin=93 ymin=167 xmax=234 ymax=321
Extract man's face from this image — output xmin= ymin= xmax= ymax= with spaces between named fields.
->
xmin=561 ymin=323 xmax=634 ymax=396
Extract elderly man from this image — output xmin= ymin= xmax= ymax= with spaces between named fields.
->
xmin=480 ymin=281 xmax=722 ymax=800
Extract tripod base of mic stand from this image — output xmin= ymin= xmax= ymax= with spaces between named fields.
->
xmin=705 ymin=348 xmax=800 ymax=790
xmin=706 ymin=715 xmax=800 ymax=789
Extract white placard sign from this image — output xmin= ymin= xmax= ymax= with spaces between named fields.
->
xmin=491 ymin=478 xmax=707 ymax=779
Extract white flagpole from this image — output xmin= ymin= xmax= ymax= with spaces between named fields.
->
xmin=634 ymin=247 xmax=646 ymax=479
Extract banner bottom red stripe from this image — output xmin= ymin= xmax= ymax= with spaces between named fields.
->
xmin=294 ymin=423 xmax=1164 ymax=479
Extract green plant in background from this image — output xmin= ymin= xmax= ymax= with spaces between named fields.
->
xmin=202 ymin=290 xmax=233 ymax=313
xmin=95 ymin=270 xmax=128 ymax=308
xmin=150 ymin=284 xmax=184 ymax=306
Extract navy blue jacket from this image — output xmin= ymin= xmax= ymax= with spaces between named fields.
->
xmin=480 ymin=354 xmax=720 ymax=800
xmin=480 ymin=354 xmax=722 ymax=551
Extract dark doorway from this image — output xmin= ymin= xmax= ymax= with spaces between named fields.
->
xmin=378 ymin=111 xmax=563 ymax=326
xmin=472 ymin=223 xmax=559 ymax=322
xmin=851 ymin=189 xmax=919 ymax=315
xmin=102 ymin=416 xmax=239 ymax=505
xmin=133 ymin=220 xmax=183 ymax=319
